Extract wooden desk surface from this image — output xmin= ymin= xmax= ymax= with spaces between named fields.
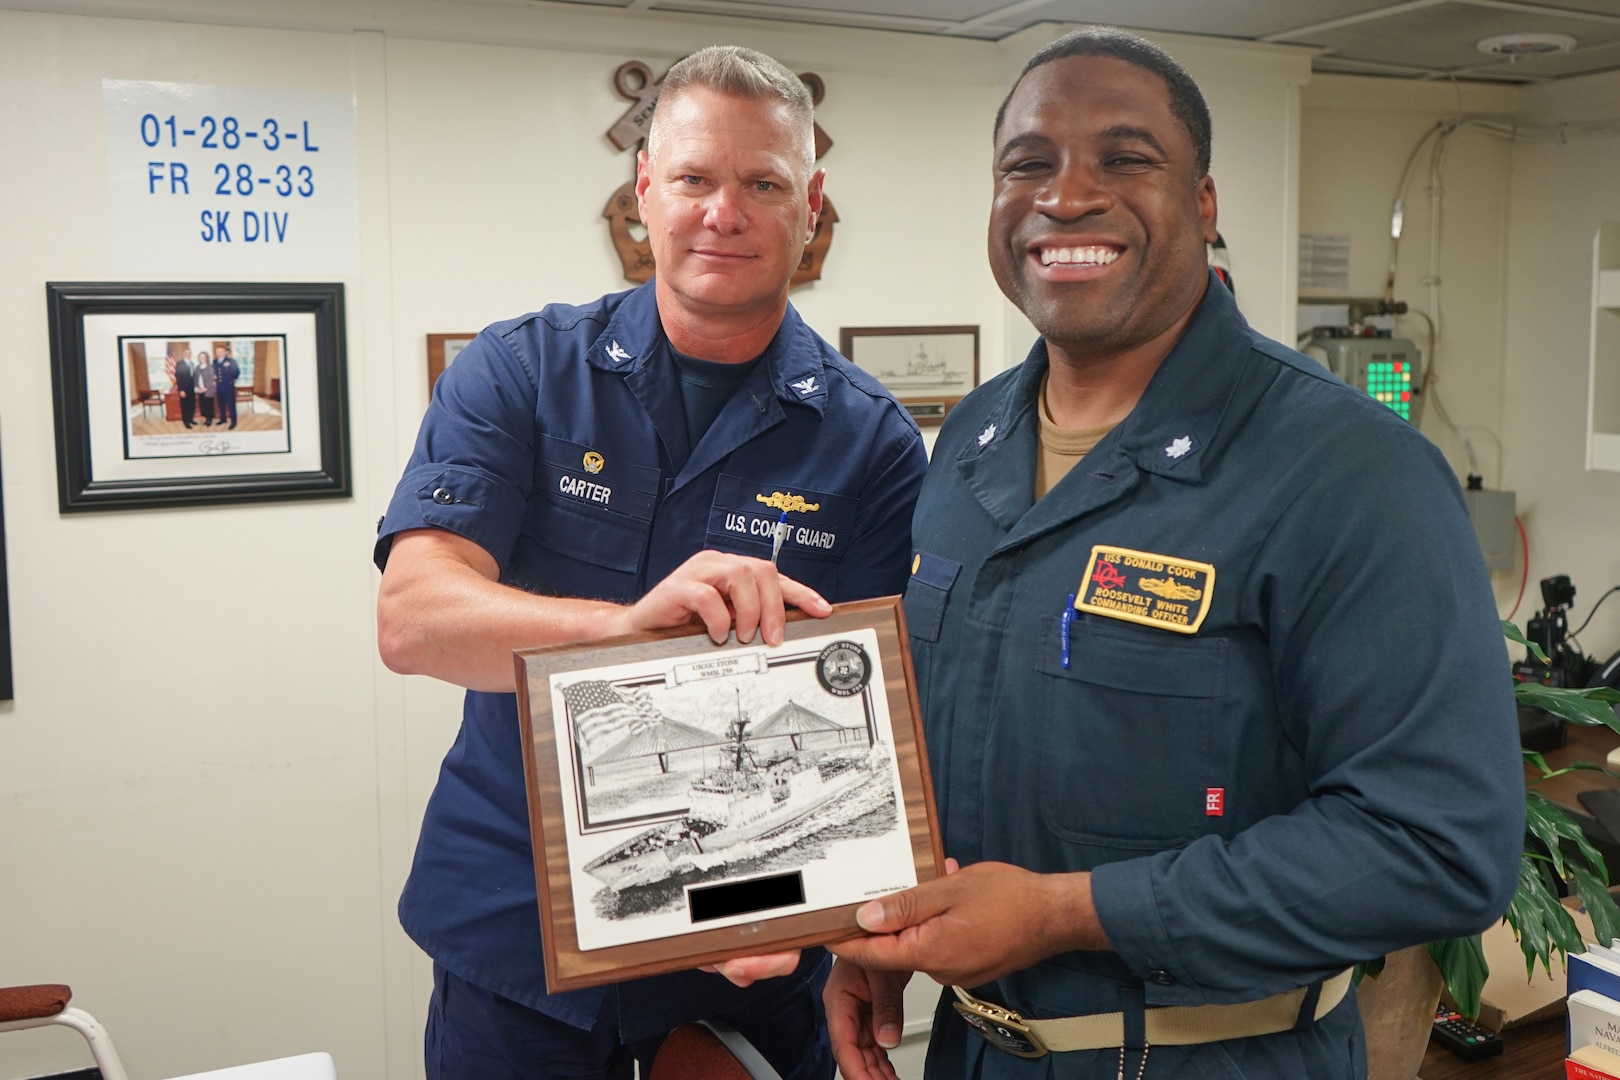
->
xmin=1421 ymin=1016 xmax=1566 ymax=1080
xmin=1529 ymin=720 xmax=1620 ymax=810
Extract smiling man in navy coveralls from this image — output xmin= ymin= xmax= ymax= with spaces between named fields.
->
xmin=825 ymin=29 xmax=1523 ymax=1080
xmin=374 ymin=46 xmax=926 ymax=1080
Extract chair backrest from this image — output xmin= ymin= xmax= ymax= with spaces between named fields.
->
xmin=0 ymin=984 xmax=130 ymax=1080
xmin=647 ymin=1020 xmax=783 ymax=1080
xmin=0 ymin=984 xmax=333 ymax=1080
xmin=0 ymin=984 xmax=71 ymax=1023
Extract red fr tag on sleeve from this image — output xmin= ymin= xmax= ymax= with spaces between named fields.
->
xmin=1205 ymin=788 xmax=1224 ymax=816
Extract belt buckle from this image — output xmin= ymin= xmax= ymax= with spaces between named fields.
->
xmin=952 ymin=998 xmax=1048 ymax=1059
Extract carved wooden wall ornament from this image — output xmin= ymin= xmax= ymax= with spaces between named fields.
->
xmin=602 ymin=59 xmax=837 ymax=288
xmin=607 ymin=61 xmax=662 ymax=152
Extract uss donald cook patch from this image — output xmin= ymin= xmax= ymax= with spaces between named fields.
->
xmin=1076 ymin=545 xmax=1215 ymax=634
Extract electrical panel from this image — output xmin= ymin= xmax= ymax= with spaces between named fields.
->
xmin=1301 ymin=333 xmax=1424 ymax=424
xmin=1462 ymin=487 xmax=1516 ymax=571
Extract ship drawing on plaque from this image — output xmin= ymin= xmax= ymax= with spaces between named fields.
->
xmin=877 ymin=341 xmax=966 ymax=389
xmin=549 ymin=628 xmax=914 ymax=946
xmin=581 ymin=691 xmax=890 ymax=895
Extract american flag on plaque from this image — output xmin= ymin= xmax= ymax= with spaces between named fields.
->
xmin=559 ymin=680 xmax=659 ymax=758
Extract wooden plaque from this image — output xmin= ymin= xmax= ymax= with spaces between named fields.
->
xmin=515 ymin=597 xmax=942 ymax=992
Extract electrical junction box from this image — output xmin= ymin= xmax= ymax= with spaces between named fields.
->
xmin=1463 ymin=487 xmax=1516 ymax=571
xmin=1301 ymin=332 xmax=1424 ymax=424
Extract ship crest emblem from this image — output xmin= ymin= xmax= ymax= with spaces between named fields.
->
xmin=583 ymin=451 xmax=605 ymax=474
xmin=817 ymin=640 xmax=871 ymax=697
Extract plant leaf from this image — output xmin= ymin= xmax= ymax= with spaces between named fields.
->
xmin=1569 ymin=863 xmax=1620 ymax=950
xmin=1548 ymin=793 xmax=1611 ymax=887
xmin=1504 ymin=620 xmax=1548 ymax=664
xmin=1505 ymin=856 xmax=1579 ymax=978
xmin=1427 ymin=935 xmax=1489 ymax=1019
xmin=1532 ymin=761 xmax=1620 ymax=783
xmin=1524 ymin=790 xmax=1574 ymax=880
xmin=1514 ymin=684 xmax=1620 ymax=733
xmin=1354 ymin=956 xmax=1385 ymax=984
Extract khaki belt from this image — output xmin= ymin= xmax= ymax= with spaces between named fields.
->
xmin=952 ymin=969 xmax=1354 ymax=1059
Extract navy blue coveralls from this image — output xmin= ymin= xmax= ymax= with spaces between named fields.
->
xmin=905 ymin=278 xmax=1523 ymax=1079
xmin=375 ymin=281 xmax=927 ymax=1077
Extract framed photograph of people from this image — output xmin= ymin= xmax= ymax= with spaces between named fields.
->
xmin=427 ymin=332 xmax=477 ymax=399
xmin=47 ymin=282 xmax=350 ymax=512
xmin=839 ymin=325 xmax=979 ymax=426
xmin=515 ymin=596 xmax=942 ymax=992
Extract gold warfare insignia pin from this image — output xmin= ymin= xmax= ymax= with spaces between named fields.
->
xmin=1076 ymin=545 xmax=1215 ymax=634
xmin=583 ymin=451 xmax=605 ymax=474
xmin=755 ymin=491 xmax=821 ymax=514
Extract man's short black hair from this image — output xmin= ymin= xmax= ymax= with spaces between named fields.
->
xmin=994 ymin=27 xmax=1212 ymax=178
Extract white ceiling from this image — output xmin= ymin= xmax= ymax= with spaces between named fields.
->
xmin=543 ymin=0 xmax=1620 ymax=81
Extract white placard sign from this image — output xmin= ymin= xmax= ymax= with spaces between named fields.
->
xmin=103 ymin=79 xmax=358 ymax=274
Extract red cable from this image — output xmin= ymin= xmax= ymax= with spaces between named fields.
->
xmin=1507 ymin=516 xmax=1529 ymax=621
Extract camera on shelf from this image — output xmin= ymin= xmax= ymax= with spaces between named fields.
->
xmin=1514 ymin=574 xmax=1596 ymax=690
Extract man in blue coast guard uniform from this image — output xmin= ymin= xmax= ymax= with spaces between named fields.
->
xmin=374 ymin=46 xmax=926 ymax=1080
xmin=825 ymin=28 xmax=1524 ymax=1080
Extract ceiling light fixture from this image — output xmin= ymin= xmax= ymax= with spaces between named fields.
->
xmin=1477 ymin=32 xmax=1577 ymax=58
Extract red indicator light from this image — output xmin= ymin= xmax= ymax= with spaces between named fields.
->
xmin=1401 ymin=391 xmax=1410 ymax=401
xmin=1393 ymin=362 xmax=1403 ymax=372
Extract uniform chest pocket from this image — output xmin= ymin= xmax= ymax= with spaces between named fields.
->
xmin=520 ymin=434 xmax=661 ymax=598
xmin=903 ymin=553 xmax=960 ymax=644
xmin=704 ymin=473 xmax=856 ymax=565
xmin=1034 ymin=616 xmax=1227 ymax=850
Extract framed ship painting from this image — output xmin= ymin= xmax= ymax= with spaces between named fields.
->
xmin=840 ymin=324 xmax=978 ymax=426
xmin=515 ymin=596 xmax=942 ymax=991
xmin=426 ymin=332 xmax=476 ymax=399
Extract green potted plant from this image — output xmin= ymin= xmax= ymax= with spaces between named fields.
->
xmin=1431 ymin=621 xmax=1620 ymax=1015
xmin=1359 ymin=622 xmax=1620 ymax=1080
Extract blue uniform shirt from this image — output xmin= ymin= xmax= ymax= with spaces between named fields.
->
xmin=906 ymin=277 xmax=1522 ymax=1078
xmin=375 ymin=281 xmax=926 ymax=1036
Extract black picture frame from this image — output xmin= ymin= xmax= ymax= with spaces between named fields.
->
xmin=47 ymin=282 xmax=350 ymax=512
xmin=0 ymin=428 xmax=12 ymax=701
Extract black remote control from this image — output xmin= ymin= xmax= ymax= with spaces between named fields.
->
xmin=1431 ymin=1008 xmax=1505 ymax=1060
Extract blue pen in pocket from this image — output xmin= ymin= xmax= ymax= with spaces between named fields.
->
xmin=770 ymin=511 xmax=790 ymax=566
xmin=1061 ymin=593 xmax=1075 ymax=669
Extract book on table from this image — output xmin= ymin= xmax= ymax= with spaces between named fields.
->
xmin=1570 ymin=988 xmax=1620 ymax=1061
xmin=1569 ymin=1041 xmax=1620 ymax=1080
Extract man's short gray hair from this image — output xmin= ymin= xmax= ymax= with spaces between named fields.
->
xmin=646 ymin=45 xmax=816 ymax=172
